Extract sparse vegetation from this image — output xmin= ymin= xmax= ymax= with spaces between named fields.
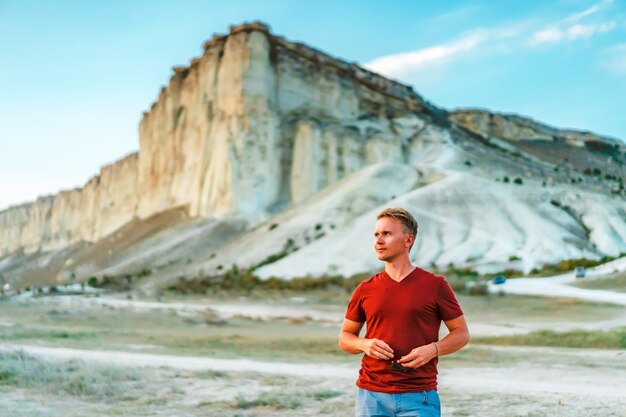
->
xmin=473 ymin=328 xmax=626 ymax=349
xmin=230 ymin=393 xmax=302 ymax=410
xmin=583 ymin=167 xmax=602 ymax=176
xmin=138 ymin=267 xmax=152 ymax=278
xmin=0 ymin=351 xmax=142 ymax=400
xmin=0 ymin=328 xmax=98 ymax=341
xmin=527 ymin=254 xmax=626 ymax=277
xmin=436 ymin=265 xmax=494 ymax=296
xmin=172 ymin=268 xmax=369 ymax=295
xmin=465 ymin=280 xmax=489 ymax=295
xmin=313 ymin=389 xmax=342 ymax=400
xmin=569 ymin=273 xmax=626 ymax=291
xmin=193 ymin=370 xmax=227 ymax=379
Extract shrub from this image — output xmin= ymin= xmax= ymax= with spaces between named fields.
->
xmin=465 ymin=281 xmax=489 ymax=296
xmin=528 ymin=254 xmax=626 ymax=276
xmin=172 ymin=270 xmax=370 ymax=295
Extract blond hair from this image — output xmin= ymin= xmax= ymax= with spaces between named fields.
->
xmin=376 ymin=208 xmax=418 ymax=236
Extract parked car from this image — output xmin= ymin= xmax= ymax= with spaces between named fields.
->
xmin=492 ymin=275 xmax=507 ymax=285
xmin=574 ymin=267 xmax=586 ymax=278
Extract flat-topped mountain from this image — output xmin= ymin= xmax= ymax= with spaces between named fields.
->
xmin=1 ymin=22 xmax=625 ymax=291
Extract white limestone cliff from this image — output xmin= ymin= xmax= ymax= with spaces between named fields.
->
xmin=0 ymin=22 xmax=434 ymax=257
xmin=0 ymin=22 xmax=624 ymax=287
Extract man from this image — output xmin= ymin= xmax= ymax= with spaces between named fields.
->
xmin=339 ymin=208 xmax=469 ymax=417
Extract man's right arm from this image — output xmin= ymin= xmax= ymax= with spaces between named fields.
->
xmin=338 ymin=318 xmax=394 ymax=359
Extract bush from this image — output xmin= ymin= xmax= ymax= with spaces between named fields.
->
xmin=528 ymin=254 xmax=626 ymax=276
xmin=172 ymin=270 xmax=369 ymax=295
xmin=465 ymin=281 xmax=489 ymax=296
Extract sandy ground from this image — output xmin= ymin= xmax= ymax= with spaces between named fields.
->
xmin=1 ymin=343 xmax=625 ymax=417
xmin=25 ymin=291 xmax=626 ymax=338
xmin=2 ymin=262 xmax=625 ymax=416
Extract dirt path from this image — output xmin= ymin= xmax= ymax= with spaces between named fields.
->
xmin=3 ymin=343 xmax=624 ymax=400
xmin=32 ymin=294 xmax=343 ymax=322
xmin=489 ymin=256 xmax=626 ymax=304
xmin=24 ymin=291 xmax=626 ymax=336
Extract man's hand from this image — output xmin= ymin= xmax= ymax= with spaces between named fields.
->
xmin=338 ymin=318 xmax=394 ymax=360
xmin=397 ymin=343 xmax=437 ymax=369
xmin=359 ymin=338 xmax=394 ymax=360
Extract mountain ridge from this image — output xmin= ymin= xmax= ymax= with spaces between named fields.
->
xmin=1 ymin=21 xmax=624 ymax=290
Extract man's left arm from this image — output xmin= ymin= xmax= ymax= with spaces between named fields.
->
xmin=398 ymin=315 xmax=470 ymax=369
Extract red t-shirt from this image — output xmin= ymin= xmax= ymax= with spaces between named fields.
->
xmin=345 ymin=267 xmax=463 ymax=393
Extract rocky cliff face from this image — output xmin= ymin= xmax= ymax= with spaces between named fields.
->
xmin=136 ymin=23 xmax=438 ymax=220
xmin=0 ymin=153 xmax=138 ymax=255
xmin=449 ymin=109 xmax=615 ymax=147
xmin=0 ymin=22 xmax=440 ymax=257
xmin=449 ymin=109 xmax=626 ymax=178
xmin=1 ymin=22 xmax=625 ymax=288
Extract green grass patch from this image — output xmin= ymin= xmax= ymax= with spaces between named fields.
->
xmin=313 ymin=389 xmax=342 ymax=400
xmin=154 ymin=334 xmax=343 ymax=362
xmin=230 ymin=393 xmax=302 ymax=410
xmin=168 ymin=265 xmax=372 ymax=296
xmin=0 ymin=327 xmax=99 ymax=341
xmin=459 ymin=294 xmax=623 ymax=322
xmin=473 ymin=327 xmax=626 ymax=349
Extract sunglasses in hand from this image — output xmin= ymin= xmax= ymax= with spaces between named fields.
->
xmin=389 ymin=361 xmax=413 ymax=372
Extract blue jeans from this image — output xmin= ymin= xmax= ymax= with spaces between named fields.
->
xmin=356 ymin=387 xmax=441 ymax=417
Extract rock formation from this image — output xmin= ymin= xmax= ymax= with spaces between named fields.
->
xmin=0 ymin=22 xmax=440 ymax=257
xmin=1 ymin=22 xmax=625 ymax=289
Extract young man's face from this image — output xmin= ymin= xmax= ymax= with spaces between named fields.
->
xmin=373 ymin=217 xmax=414 ymax=262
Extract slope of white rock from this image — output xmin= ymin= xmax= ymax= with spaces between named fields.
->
xmin=254 ymin=170 xmax=625 ymax=278
xmin=0 ymin=22 xmax=624 ymax=288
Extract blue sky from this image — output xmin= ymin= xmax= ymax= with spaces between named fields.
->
xmin=1 ymin=0 xmax=625 ymax=210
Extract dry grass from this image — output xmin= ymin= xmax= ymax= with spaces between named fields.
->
xmin=568 ymin=272 xmax=626 ymax=292
xmin=0 ymin=350 xmax=142 ymax=400
xmin=472 ymin=327 xmax=626 ymax=349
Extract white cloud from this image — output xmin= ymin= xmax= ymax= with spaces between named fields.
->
xmin=363 ymin=0 xmax=620 ymax=79
xmin=530 ymin=0 xmax=616 ymax=45
xmin=364 ymin=31 xmax=488 ymax=78
xmin=601 ymin=43 xmax=626 ymax=74
xmin=561 ymin=0 xmax=613 ymax=25
xmin=533 ymin=27 xmax=563 ymax=43
xmin=532 ymin=20 xmax=615 ymax=44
